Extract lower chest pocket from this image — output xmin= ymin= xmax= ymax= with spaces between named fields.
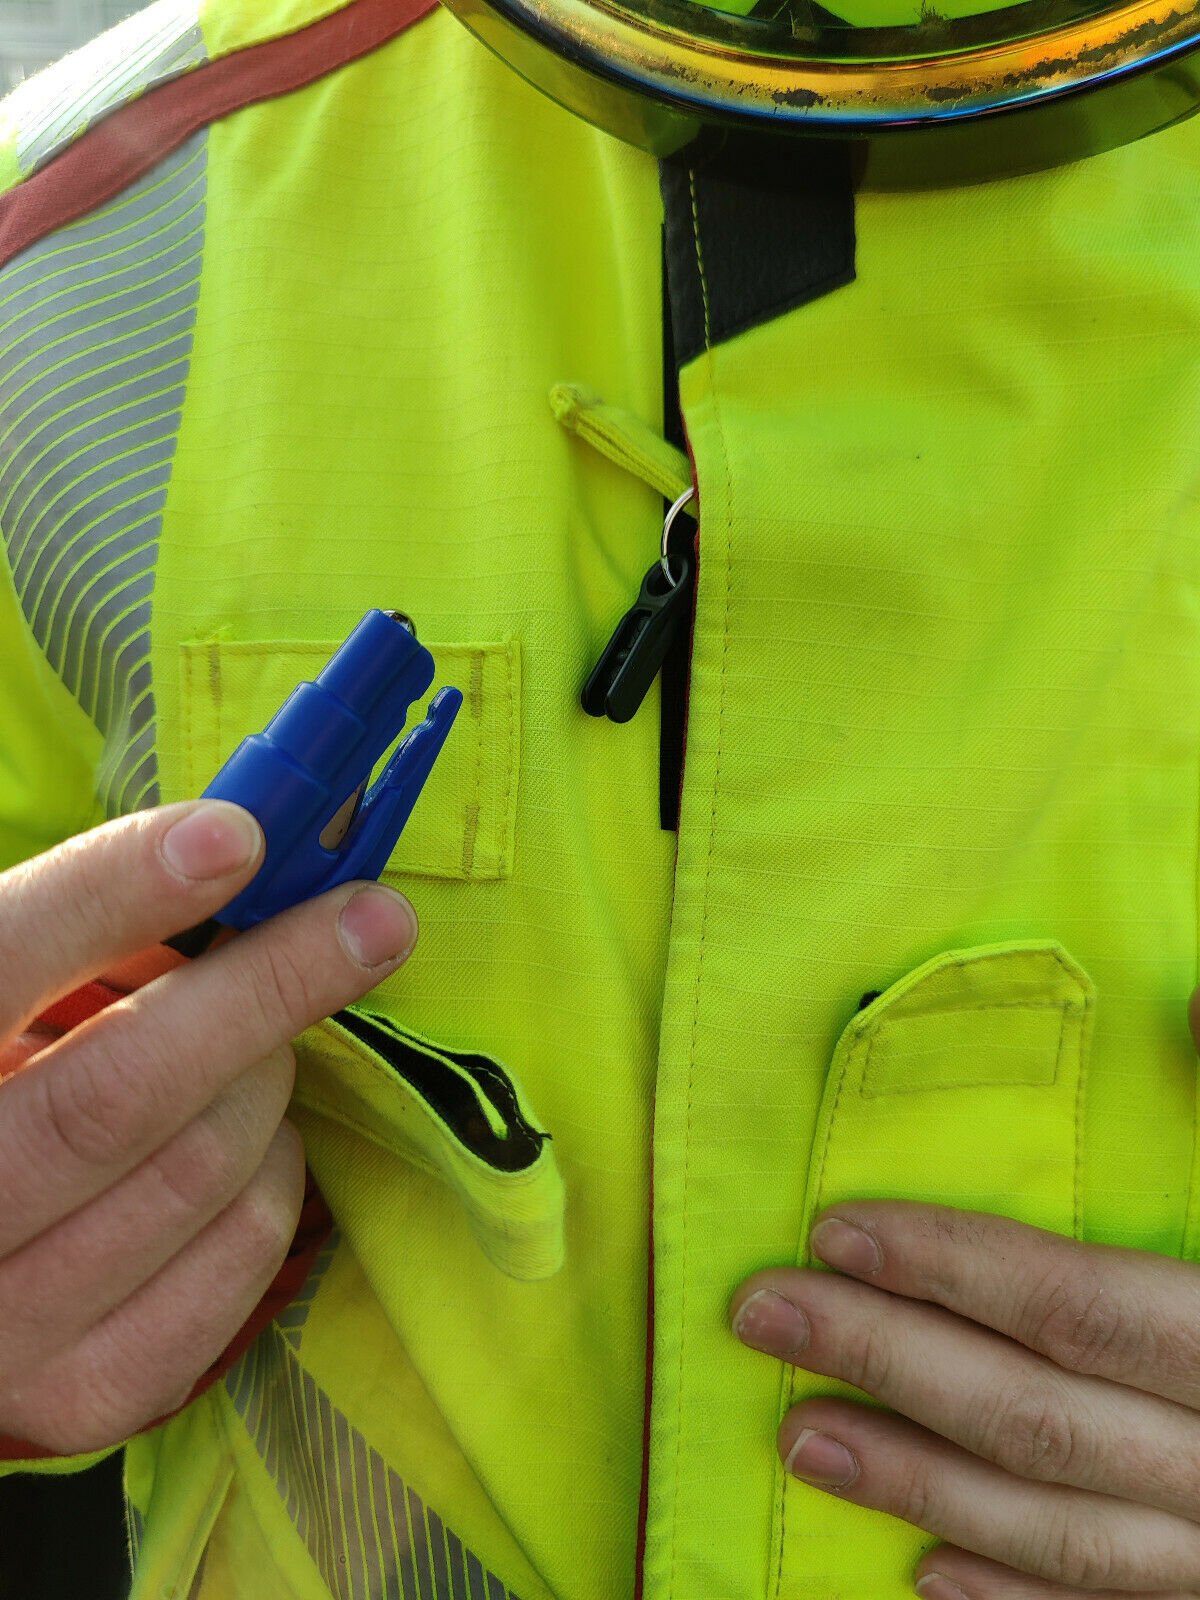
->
xmin=774 ymin=940 xmax=1095 ymax=1599
xmin=180 ymin=635 xmax=521 ymax=881
xmin=293 ymin=1007 xmax=564 ymax=1283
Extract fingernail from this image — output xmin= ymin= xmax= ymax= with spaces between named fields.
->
xmin=338 ymin=885 xmax=418 ymax=969
xmin=784 ymin=1428 xmax=858 ymax=1488
xmin=733 ymin=1290 xmax=810 ymax=1357
xmin=162 ymin=802 xmax=262 ymax=881
xmin=810 ymin=1218 xmax=882 ymax=1275
xmin=915 ymin=1577 xmax=970 ymax=1600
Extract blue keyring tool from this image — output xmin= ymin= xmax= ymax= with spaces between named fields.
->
xmin=202 ymin=609 xmax=463 ymax=931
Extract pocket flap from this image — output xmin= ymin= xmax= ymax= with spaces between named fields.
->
xmin=180 ymin=636 xmax=521 ymax=881
xmin=855 ymin=941 xmax=1091 ymax=1098
xmin=808 ymin=940 xmax=1094 ymax=1231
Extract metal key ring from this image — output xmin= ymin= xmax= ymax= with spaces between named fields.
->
xmin=661 ymin=485 xmax=696 ymax=586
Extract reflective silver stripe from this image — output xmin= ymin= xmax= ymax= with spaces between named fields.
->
xmin=0 ymin=132 xmax=206 ymax=817
xmin=13 ymin=0 xmax=206 ymax=179
xmin=277 ymin=1232 xmax=341 ymax=1350
xmin=226 ymin=1329 xmax=523 ymax=1600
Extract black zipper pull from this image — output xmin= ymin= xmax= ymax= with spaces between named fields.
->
xmin=581 ymin=546 xmax=695 ymax=723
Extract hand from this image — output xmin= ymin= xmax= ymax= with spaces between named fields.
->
xmin=0 ymin=801 xmax=417 ymax=1455
xmin=731 ymin=1197 xmax=1200 ymax=1598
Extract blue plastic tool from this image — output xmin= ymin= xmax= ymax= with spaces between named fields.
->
xmin=202 ymin=610 xmax=462 ymax=931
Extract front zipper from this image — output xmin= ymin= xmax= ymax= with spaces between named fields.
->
xmin=657 ymin=495 xmax=698 ymax=830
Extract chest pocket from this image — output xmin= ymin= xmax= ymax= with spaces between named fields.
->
xmin=179 ymin=635 xmax=521 ymax=881
xmin=805 ymin=940 xmax=1093 ymax=1236
xmin=774 ymin=940 xmax=1095 ymax=1598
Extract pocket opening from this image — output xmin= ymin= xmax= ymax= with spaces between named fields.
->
xmin=336 ymin=1007 xmax=548 ymax=1174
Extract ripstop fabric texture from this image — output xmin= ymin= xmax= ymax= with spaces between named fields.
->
xmin=1 ymin=0 xmax=1200 ymax=1595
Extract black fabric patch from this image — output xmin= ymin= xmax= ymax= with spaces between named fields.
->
xmin=660 ymin=133 xmax=858 ymax=367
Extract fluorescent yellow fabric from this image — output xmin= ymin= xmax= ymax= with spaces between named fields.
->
xmin=295 ymin=1014 xmax=567 ymax=1281
xmin=549 ymin=383 xmax=693 ymax=506
xmin=0 ymin=557 xmax=104 ymax=871
xmin=198 ymin=0 xmax=358 ymax=56
xmin=2 ymin=0 xmax=1200 ymax=1594
xmin=140 ymin=9 xmax=669 ymax=1597
xmin=644 ymin=122 xmax=1200 ymax=1596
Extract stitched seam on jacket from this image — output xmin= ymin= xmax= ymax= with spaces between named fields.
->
xmin=673 ymin=176 xmax=730 ymax=1596
xmin=499 ymin=638 xmax=517 ymax=877
xmin=461 ymin=649 xmax=486 ymax=877
xmin=1072 ymin=996 xmax=1088 ymax=1238
xmin=687 ymin=169 xmax=712 ymax=352
xmin=859 ymin=1003 xmax=1074 ymax=1098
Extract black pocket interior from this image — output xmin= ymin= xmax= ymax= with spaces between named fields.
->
xmin=335 ymin=1008 xmax=548 ymax=1173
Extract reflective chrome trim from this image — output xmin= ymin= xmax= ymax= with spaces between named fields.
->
xmin=225 ymin=1324 xmax=523 ymax=1600
xmin=13 ymin=0 xmax=206 ymax=179
xmin=0 ymin=133 xmax=207 ymax=816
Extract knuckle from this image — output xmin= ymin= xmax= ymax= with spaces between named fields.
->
xmin=0 ymin=824 xmax=152 ymax=1020
xmin=262 ymin=1042 xmax=298 ymax=1097
xmin=237 ymin=936 xmax=323 ymax=1040
xmin=45 ymin=833 xmax=121 ymax=944
xmin=230 ymin=1163 xmax=302 ymax=1276
xmin=1034 ymin=1508 xmax=1118 ymax=1590
xmin=891 ymin=1459 xmax=939 ymax=1532
xmin=144 ymin=1109 xmax=256 ymax=1220
xmin=36 ymin=1047 xmax=141 ymax=1170
xmin=844 ymin=1320 xmax=895 ymax=1397
xmin=250 ymin=1045 xmax=298 ymax=1116
xmin=164 ymin=1051 xmax=297 ymax=1211
xmin=271 ymin=1116 xmax=307 ymax=1178
xmin=1017 ymin=1262 xmax=1138 ymax=1374
xmin=13 ymin=1363 xmax=156 ymax=1456
xmin=27 ymin=1323 xmax=214 ymax=1456
xmin=979 ymin=1379 xmax=1085 ymax=1482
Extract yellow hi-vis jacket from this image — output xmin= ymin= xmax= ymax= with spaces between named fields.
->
xmin=2 ymin=1 xmax=1200 ymax=1595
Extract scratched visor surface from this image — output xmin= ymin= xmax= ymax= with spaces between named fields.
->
xmin=439 ymin=0 xmax=1200 ymax=189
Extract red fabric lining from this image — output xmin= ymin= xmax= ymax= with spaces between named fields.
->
xmin=35 ymin=979 xmax=127 ymax=1035
xmin=0 ymin=0 xmax=439 ymax=273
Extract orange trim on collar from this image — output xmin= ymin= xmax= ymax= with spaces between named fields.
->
xmin=0 ymin=0 xmax=439 ymax=272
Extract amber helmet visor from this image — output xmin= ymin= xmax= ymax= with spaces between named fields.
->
xmin=439 ymin=0 xmax=1200 ymax=186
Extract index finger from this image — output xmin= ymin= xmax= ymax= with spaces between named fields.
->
xmin=807 ymin=1200 xmax=1200 ymax=1409
xmin=0 ymin=877 xmax=416 ymax=1255
xmin=0 ymin=802 xmax=264 ymax=1039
